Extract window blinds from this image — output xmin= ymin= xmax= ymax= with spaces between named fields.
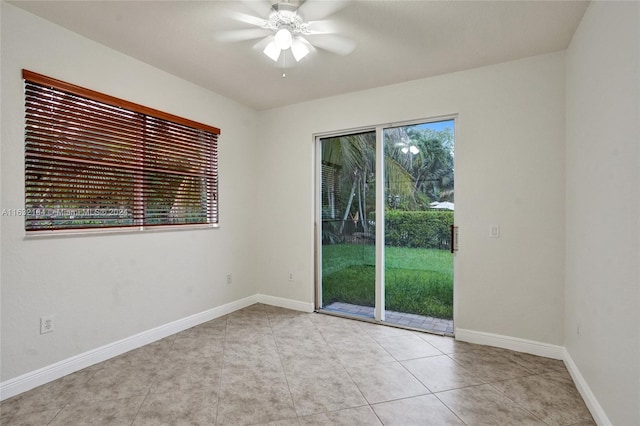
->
xmin=23 ymin=70 xmax=219 ymax=231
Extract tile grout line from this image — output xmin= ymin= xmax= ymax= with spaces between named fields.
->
xmin=268 ymin=311 xmax=301 ymax=423
xmin=212 ymin=315 xmax=228 ymax=426
xmin=430 ymin=389 xmax=470 ymax=426
xmin=128 ymin=334 xmax=179 ymax=426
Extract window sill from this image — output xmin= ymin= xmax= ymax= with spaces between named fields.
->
xmin=24 ymin=223 xmax=219 ymax=239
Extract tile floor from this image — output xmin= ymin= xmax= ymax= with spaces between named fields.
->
xmin=323 ymin=302 xmax=454 ymax=335
xmin=0 ymin=304 xmax=594 ymax=425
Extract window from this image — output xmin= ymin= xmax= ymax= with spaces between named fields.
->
xmin=23 ymin=70 xmax=220 ymax=232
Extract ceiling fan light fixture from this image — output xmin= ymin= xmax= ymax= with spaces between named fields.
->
xmin=263 ymin=40 xmax=281 ymax=61
xmin=274 ymin=27 xmax=293 ymax=50
xmin=291 ymin=38 xmax=310 ymax=61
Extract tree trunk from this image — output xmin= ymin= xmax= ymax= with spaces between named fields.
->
xmin=359 ymin=175 xmax=368 ymax=234
xmin=339 ymin=179 xmax=358 ymax=234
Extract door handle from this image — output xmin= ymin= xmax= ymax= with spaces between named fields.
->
xmin=450 ymin=224 xmax=459 ymax=253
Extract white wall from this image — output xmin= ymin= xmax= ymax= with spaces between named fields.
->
xmin=0 ymin=3 xmax=259 ymax=381
xmin=5 ymin=3 xmax=638 ymax=423
xmin=256 ymin=52 xmax=567 ymax=346
xmin=565 ymin=2 xmax=640 ymax=425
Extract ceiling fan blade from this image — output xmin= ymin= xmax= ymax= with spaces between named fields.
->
xmin=305 ymin=34 xmax=356 ymax=56
xmin=306 ymin=20 xmax=339 ymax=35
xmin=252 ymin=36 xmax=274 ymax=52
xmin=223 ymin=10 xmax=268 ymax=28
xmin=241 ymin=0 xmax=273 ymax=18
xmin=214 ymin=28 xmax=271 ymax=43
xmin=298 ymin=0 xmax=350 ymax=20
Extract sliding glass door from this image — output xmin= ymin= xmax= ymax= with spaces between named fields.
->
xmin=318 ymin=131 xmax=376 ymax=319
xmin=382 ymin=122 xmax=455 ymax=333
xmin=316 ymin=119 xmax=455 ymax=334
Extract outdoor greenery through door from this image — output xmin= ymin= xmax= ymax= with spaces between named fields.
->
xmin=318 ymin=119 xmax=455 ymax=331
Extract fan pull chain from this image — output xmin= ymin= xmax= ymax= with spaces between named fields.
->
xmin=282 ymin=53 xmax=287 ymax=78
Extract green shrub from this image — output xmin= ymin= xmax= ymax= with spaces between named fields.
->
xmin=384 ymin=210 xmax=453 ymax=249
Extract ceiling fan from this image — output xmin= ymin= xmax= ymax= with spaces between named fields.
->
xmin=215 ymin=0 xmax=355 ymax=64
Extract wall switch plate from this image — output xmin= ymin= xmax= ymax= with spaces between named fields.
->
xmin=489 ymin=224 xmax=500 ymax=238
xmin=226 ymin=274 xmax=232 ymax=285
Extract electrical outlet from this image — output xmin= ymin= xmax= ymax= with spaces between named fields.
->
xmin=576 ymin=322 xmax=581 ymax=336
xmin=288 ymin=272 xmax=294 ymax=282
xmin=226 ymin=274 xmax=233 ymax=285
xmin=489 ymin=224 xmax=500 ymax=238
xmin=40 ymin=316 xmax=54 ymax=334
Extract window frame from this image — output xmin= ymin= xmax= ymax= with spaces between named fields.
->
xmin=22 ymin=69 xmax=221 ymax=236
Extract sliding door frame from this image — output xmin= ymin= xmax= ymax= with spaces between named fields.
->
xmin=314 ymin=126 xmax=377 ymax=312
xmin=314 ymin=115 xmax=458 ymax=327
xmin=375 ymin=126 xmax=386 ymax=321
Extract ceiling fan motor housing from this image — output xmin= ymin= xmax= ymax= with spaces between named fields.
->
xmin=264 ymin=3 xmax=310 ymax=36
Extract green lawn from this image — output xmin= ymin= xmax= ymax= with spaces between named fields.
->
xmin=322 ymin=244 xmax=453 ymax=319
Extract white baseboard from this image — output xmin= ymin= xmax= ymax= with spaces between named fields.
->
xmin=455 ymin=328 xmax=611 ymax=425
xmin=256 ymin=294 xmax=314 ymax=313
xmin=563 ymin=348 xmax=611 ymax=426
xmin=455 ymin=328 xmax=564 ymax=360
xmin=0 ymin=295 xmax=257 ymax=401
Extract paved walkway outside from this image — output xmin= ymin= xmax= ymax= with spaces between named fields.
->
xmin=324 ymin=302 xmax=454 ymax=335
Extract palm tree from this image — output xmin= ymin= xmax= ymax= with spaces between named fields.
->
xmin=321 ymin=132 xmax=414 ymax=237
xmin=320 ymin=125 xmax=453 ymax=242
xmin=384 ymin=126 xmax=454 ymax=208
xmin=321 ymin=132 xmax=373 ymax=235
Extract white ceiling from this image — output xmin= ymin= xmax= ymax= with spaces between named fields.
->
xmin=10 ymin=0 xmax=589 ymax=110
